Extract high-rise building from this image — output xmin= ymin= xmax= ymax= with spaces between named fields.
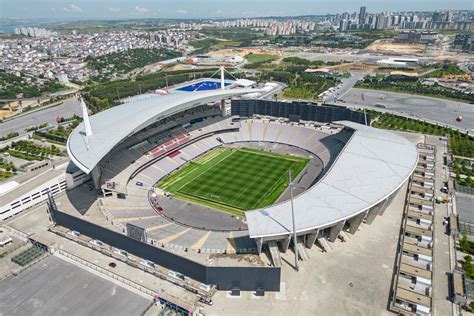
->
xmin=395 ymin=31 xmax=439 ymax=44
xmin=446 ymin=11 xmax=454 ymax=22
xmin=359 ymin=6 xmax=367 ymax=25
xmin=375 ymin=13 xmax=387 ymax=30
xmin=14 ymin=26 xmax=54 ymax=38
xmin=453 ymin=34 xmax=474 ymax=52
xmin=339 ymin=19 xmax=348 ymax=32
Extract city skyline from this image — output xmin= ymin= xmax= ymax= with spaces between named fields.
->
xmin=0 ymin=0 xmax=472 ymax=19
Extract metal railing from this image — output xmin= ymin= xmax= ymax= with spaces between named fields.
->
xmin=455 ymin=182 xmax=474 ymax=195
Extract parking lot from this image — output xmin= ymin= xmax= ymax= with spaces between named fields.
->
xmin=340 ymin=88 xmax=474 ymax=131
xmin=0 ymin=255 xmax=150 ymax=315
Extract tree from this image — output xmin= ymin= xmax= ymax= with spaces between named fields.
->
xmin=460 ymin=232 xmax=472 ymax=254
xmin=466 ymin=176 xmax=473 ymax=187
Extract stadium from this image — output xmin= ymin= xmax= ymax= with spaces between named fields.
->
xmin=59 ymin=73 xmax=419 ymax=292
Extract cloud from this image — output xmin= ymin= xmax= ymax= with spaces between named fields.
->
xmin=63 ymin=4 xmax=82 ymax=13
xmin=109 ymin=7 xmax=121 ymax=13
xmin=176 ymin=9 xmax=188 ymax=14
xmin=215 ymin=10 xmax=224 ymax=15
xmin=133 ymin=6 xmax=149 ymax=14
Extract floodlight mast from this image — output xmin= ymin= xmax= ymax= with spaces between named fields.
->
xmin=289 ymin=170 xmax=299 ymax=271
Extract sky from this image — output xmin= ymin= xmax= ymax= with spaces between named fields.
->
xmin=0 ymin=0 xmax=472 ymax=19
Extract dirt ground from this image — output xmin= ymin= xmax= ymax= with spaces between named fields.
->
xmin=0 ymin=103 xmax=19 ymax=120
xmin=365 ymin=40 xmax=426 ymax=53
xmin=329 ymin=63 xmax=379 ymax=72
xmin=207 ymin=47 xmax=283 ymax=58
xmin=0 ymin=100 xmax=42 ymax=120
xmin=0 ymin=109 xmax=16 ymax=120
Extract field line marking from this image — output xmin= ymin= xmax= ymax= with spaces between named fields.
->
xmin=193 ymin=146 xmax=223 ymax=164
xmin=230 ymin=152 xmax=280 ymax=208
xmin=175 ymin=148 xmax=235 ymax=193
xmin=158 ymin=162 xmax=199 ymax=190
xmin=159 ymin=148 xmax=226 ymax=189
xmin=251 ymin=160 xmax=297 ymax=209
xmin=238 ymin=147 xmax=304 ymax=162
xmin=175 ymin=191 xmax=244 ymax=214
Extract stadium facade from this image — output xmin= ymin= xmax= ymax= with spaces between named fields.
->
xmin=67 ymin=87 xmax=265 ymax=182
xmin=63 ymin=80 xmax=418 ymax=290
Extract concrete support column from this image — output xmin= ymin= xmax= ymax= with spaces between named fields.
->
xmin=379 ymin=188 xmax=399 ymax=215
xmin=280 ymin=236 xmax=290 ymax=253
xmin=305 ymin=230 xmax=319 ymax=249
xmin=91 ymin=165 xmax=101 ymax=190
xmin=365 ymin=205 xmax=381 ymax=225
xmin=255 ymin=237 xmax=263 ymax=255
xmin=220 ymin=99 xmax=226 ymax=116
xmin=348 ymin=211 xmax=367 ymax=234
xmin=328 ymin=221 xmax=345 ymax=242
xmin=377 ymin=198 xmax=390 ymax=216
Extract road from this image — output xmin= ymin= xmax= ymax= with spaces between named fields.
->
xmin=286 ymin=51 xmax=474 ymax=64
xmin=430 ymin=135 xmax=455 ymax=316
xmin=324 ymin=72 xmax=365 ymax=103
xmin=0 ymin=98 xmax=82 ymax=137
xmin=459 ymin=61 xmax=473 ymax=76
xmin=339 ymin=88 xmax=474 ymax=131
xmin=259 ymin=82 xmax=286 ymax=100
xmin=0 ymin=88 xmax=79 ymax=102
xmin=0 ymin=82 xmax=282 ymax=138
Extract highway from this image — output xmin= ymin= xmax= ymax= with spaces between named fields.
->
xmin=0 ymin=98 xmax=82 ymax=137
xmin=338 ymin=88 xmax=474 ymax=131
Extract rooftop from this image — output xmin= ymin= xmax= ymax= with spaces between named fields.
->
xmin=245 ymin=121 xmax=418 ymax=238
xmin=67 ymin=87 xmax=265 ymax=174
xmin=0 ymin=168 xmax=64 ymax=204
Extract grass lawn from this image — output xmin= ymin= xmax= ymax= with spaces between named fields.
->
xmin=245 ymin=53 xmax=278 ymax=64
xmin=156 ymin=147 xmax=309 ymax=216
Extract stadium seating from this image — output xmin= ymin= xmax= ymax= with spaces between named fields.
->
xmin=100 ymin=116 xmax=350 ymax=199
xmin=97 ymin=117 xmax=355 ymax=253
xmin=276 ymin=124 xmax=294 ymax=143
xmin=125 ymin=119 xmax=347 ymax=195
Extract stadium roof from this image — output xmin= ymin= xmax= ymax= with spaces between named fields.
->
xmin=245 ymin=121 xmax=418 ymax=239
xmin=67 ymin=88 xmax=264 ymax=174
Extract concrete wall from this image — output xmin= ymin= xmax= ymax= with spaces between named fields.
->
xmin=50 ymin=206 xmax=281 ymax=291
xmin=231 ymin=99 xmax=370 ymax=125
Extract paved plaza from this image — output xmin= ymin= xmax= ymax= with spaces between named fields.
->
xmin=0 ymin=256 xmax=150 ymax=316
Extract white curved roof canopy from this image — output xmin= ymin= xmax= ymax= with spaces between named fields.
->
xmin=245 ymin=121 xmax=418 ymax=239
xmin=67 ymin=88 xmax=264 ymax=174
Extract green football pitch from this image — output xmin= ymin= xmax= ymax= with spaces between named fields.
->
xmin=156 ymin=147 xmax=309 ymax=217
